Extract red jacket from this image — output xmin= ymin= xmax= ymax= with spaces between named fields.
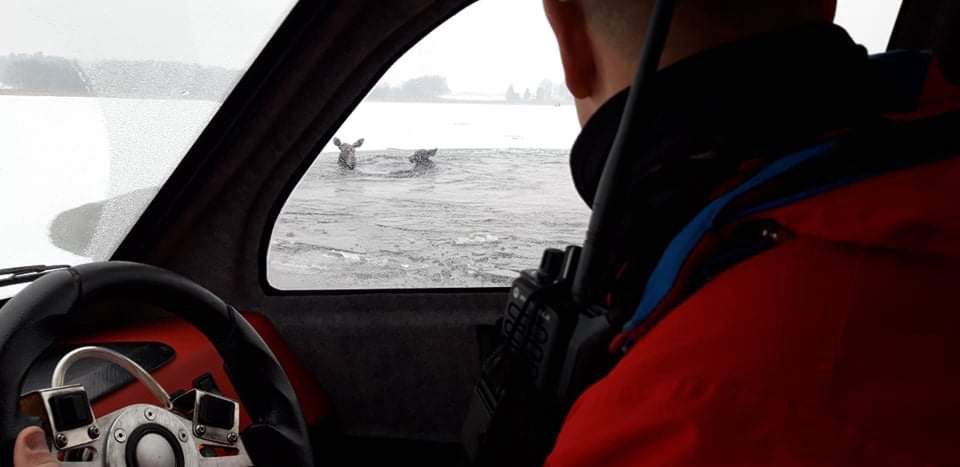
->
xmin=548 ymin=55 xmax=960 ymax=467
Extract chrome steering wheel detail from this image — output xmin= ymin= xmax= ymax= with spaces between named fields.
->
xmin=21 ymin=346 xmax=252 ymax=466
xmin=52 ymin=347 xmax=173 ymax=410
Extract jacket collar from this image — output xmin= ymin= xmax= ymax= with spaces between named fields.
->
xmin=570 ymin=23 xmax=879 ymax=207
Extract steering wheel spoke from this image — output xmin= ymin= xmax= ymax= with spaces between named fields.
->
xmin=23 ymin=347 xmax=253 ymax=466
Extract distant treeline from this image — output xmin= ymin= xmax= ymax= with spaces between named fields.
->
xmin=366 ymin=75 xmax=574 ymax=105
xmin=0 ymin=53 xmax=240 ymax=101
xmin=0 ymin=54 xmax=573 ymax=105
xmin=505 ymin=79 xmax=574 ymax=105
xmin=367 ymin=75 xmax=452 ymax=102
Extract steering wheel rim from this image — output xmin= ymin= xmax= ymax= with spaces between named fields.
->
xmin=0 ymin=261 xmax=314 ymax=466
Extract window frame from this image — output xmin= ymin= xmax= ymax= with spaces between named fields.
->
xmin=255 ymin=0 xmax=914 ymax=296
xmin=256 ymin=0 xmax=526 ymax=296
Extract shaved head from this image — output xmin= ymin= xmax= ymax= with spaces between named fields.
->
xmin=545 ymin=0 xmax=838 ymax=124
xmin=582 ymin=0 xmax=838 ymax=61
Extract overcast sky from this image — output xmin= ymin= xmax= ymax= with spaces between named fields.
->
xmin=1 ymin=0 xmax=903 ymax=95
xmin=382 ymin=0 xmax=905 ymax=95
xmin=0 ymin=0 xmax=294 ymax=68
xmin=379 ymin=0 xmax=566 ymax=95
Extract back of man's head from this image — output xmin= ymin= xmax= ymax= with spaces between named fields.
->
xmin=544 ymin=0 xmax=838 ymax=124
xmin=584 ymin=0 xmax=838 ymax=62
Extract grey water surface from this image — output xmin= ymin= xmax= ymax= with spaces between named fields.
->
xmin=268 ymin=148 xmax=590 ymax=289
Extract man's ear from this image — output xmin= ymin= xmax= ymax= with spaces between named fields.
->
xmin=543 ymin=0 xmax=596 ymax=99
xmin=333 ymin=137 xmax=342 ymax=147
xmin=354 ymin=138 xmax=364 ymax=147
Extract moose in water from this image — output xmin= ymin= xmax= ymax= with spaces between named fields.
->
xmin=333 ymin=137 xmax=364 ymax=170
xmin=408 ymin=148 xmax=438 ymax=171
xmin=334 ymin=136 xmax=439 ymax=173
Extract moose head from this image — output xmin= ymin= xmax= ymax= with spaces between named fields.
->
xmin=409 ymin=148 xmax=437 ymax=165
xmin=333 ymin=137 xmax=364 ymax=170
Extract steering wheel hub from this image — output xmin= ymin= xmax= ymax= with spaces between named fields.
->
xmin=132 ymin=431 xmax=179 ymax=467
xmin=102 ymin=404 xmax=199 ymax=466
xmin=120 ymin=421 xmax=187 ymax=467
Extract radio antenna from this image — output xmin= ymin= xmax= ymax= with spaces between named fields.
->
xmin=573 ymin=0 xmax=678 ymax=303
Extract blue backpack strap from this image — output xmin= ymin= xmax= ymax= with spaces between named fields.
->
xmin=621 ymin=50 xmax=937 ymax=335
xmin=622 ymin=142 xmax=835 ymax=332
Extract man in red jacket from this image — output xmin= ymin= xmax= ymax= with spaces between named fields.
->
xmin=16 ymin=1 xmax=960 ymax=466
xmin=542 ymin=0 xmax=960 ymax=465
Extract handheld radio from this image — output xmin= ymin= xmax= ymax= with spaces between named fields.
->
xmin=462 ymin=0 xmax=678 ymax=463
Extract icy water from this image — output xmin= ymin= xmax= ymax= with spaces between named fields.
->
xmin=1 ymin=94 xmax=589 ymax=293
xmin=268 ymin=147 xmax=591 ymax=289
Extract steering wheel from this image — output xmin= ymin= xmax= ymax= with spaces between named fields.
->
xmin=0 ymin=262 xmax=314 ymax=466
